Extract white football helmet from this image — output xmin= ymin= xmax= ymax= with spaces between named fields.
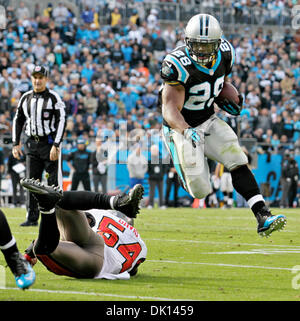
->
xmin=185 ymin=14 xmax=223 ymax=66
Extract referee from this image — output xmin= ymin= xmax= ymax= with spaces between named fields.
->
xmin=12 ymin=65 xmax=66 ymax=226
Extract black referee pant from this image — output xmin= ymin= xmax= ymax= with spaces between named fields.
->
xmin=71 ymin=172 xmax=91 ymax=191
xmin=24 ymin=137 xmax=60 ymax=223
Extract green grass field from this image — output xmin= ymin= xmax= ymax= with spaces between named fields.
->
xmin=0 ymin=207 xmax=300 ymax=301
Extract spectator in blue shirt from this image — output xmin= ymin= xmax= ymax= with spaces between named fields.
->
xmin=90 ymin=24 xmax=100 ymax=41
xmin=119 ymin=87 xmax=138 ymax=113
xmin=108 ymin=95 xmax=118 ymax=116
xmin=141 ymin=84 xmax=157 ymax=110
xmin=53 ymin=79 xmax=68 ymax=98
xmin=6 ymin=27 xmax=18 ymax=51
xmin=121 ymin=42 xmax=133 ymax=63
xmin=81 ymin=63 xmax=94 ymax=84
xmin=81 ymin=6 xmax=94 ymax=25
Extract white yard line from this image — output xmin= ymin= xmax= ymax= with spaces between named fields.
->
xmin=0 ymin=286 xmax=193 ymax=301
xmin=147 ymin=259 xmax=293 ymax=271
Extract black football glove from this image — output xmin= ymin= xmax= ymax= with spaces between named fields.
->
xmin=215 ymin=94 xmax=243 ymax=116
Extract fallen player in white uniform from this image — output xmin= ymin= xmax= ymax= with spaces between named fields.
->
xmin=21 ymin=178 xmax=146 ymax=280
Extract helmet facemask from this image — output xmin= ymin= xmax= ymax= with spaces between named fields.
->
xmin=185 ymin=37 xmax=221 ymax=66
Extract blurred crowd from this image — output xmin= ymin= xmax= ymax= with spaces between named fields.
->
xmin=0 ymin=1 xmax=299 ymax=207
xmin=0 ymin=1 xmax=299 ymax=153
xmin=77 ymin=0 xmax=295 ymax=27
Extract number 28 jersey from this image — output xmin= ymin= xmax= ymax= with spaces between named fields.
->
xmin=160 ymin=39 xmax=235 ymax=128
xmin=89 ymin=209 xmax=147 ymax=280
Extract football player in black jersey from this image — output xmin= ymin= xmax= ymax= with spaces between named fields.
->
xmin=159 ymin=13 xmax=286 ymax=237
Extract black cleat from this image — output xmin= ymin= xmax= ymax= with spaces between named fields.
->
xmin=113 ymin=184 xmax=144 ymax=218
xmin=20 ymin=220 xmax=38 ymax=227
xmin=256 ymin=206 xmax=287 ymax=237
xmin=20 ymin=178 xmax=63 ymax=211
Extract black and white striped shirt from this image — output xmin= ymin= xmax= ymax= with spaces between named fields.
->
xmin=12 ymin=88 xmax=66 ymax=147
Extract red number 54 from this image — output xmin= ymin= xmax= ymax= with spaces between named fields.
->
xmin=97 ymin=216 xmax=142 ymax=273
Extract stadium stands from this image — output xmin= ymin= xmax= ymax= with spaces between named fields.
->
xmin=0 ymin=0 xmax=299 ymax=206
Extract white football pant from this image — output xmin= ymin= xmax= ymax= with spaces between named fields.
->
xmin=162 ymin=114 xmax=248 ymax=199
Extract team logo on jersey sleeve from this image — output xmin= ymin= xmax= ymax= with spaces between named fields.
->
xmin=161 ymin=61 xmax=172 ymax=77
